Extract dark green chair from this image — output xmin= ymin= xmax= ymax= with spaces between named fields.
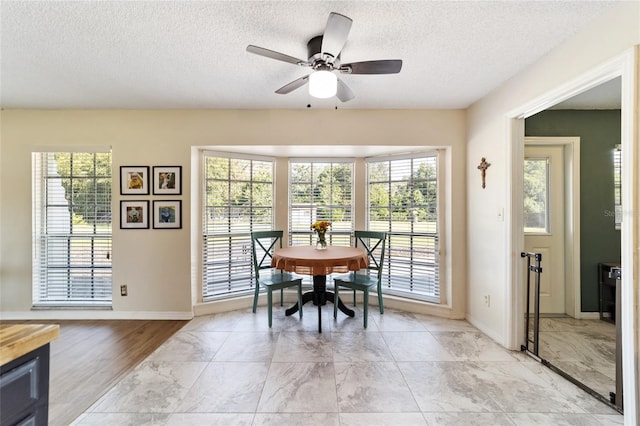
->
xmin=251 ymin=230 xmax=303 ymax=327
xmin=333 ymin=231 xmax=387 ymax=328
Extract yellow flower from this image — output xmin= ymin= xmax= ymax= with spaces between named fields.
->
xmin=311 ymin=220 xmax=331 ymax=232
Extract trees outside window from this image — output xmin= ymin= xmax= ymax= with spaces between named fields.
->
xmin=368 ymin=154 xmax=440 ymax=302
xmin=289 ymin=160 xmax=353 ymax=247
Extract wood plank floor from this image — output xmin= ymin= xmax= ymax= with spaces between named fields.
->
xmin=4 ymin=319 xmax=187 ymax=426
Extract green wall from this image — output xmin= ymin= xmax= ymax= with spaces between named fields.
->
xmin=525 ymin=109 xmax=621 ymax=312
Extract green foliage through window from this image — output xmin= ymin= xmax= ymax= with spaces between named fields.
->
xmin=367 ymin=154 xmax=440 ymax=301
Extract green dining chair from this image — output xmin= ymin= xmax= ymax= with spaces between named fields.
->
xmin=251 ymin=230 xmax=303 ymax=327
xmin=333 ymin=230 xmax=387 ymax=328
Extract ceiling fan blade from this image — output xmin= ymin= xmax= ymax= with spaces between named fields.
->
xmin=275 ymin=75 xmax=310 ymax=94
xmin=321 ymin=12 xmax=352 ymax=59
xmin=336 ymin=78 xmax=355 ymax=102
xmin=246 ymin=45 xmax=309 ymax=66
xmin=341 ymin=60 xmax=403 ymax=74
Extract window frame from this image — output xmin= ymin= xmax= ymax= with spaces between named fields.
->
xmin=198 ymin=149 xmax=445 ymax=305
xmin=201 ymin=151 xmax=275 ymax=301
xmin=365 ymin=151 xmax=442 ymax=303
xmin=288 ymin=158 xmax=355 ymax=247
xmin=32 ymin=150 xmax=113 ymax=307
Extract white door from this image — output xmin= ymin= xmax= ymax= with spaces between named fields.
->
xmin=524 ymin=145 xmax=565 ymax=314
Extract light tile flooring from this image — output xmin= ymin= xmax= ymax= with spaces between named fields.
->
xmin=538 ymin=317 xmax=617 ymax=402
xmin=73 ymin=307 xmax=624 ymax=425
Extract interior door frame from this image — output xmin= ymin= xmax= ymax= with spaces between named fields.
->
xmin=524 ymin=137 xmax=580 ymax=318
xmin=506 ymin=48 xmax=638 ymax=423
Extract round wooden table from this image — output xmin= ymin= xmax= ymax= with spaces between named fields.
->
xmin=271 ymin=245 xmax=368 ymax=332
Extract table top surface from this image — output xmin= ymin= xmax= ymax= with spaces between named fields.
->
xmin=271 ymin=245 xmax=368 ymax=276
xmin=0 ymin=324 xmax=60 ymax=366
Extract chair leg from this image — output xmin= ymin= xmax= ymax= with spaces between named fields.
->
xmin=267 ymin=289 xmax=273 ymax=328
xmin=298 ymin=283 xmax=303 ymax=319
xmin=252 ymin=283 xmax=259 ymax=313
xmin=280 ymin=288 xmax=284 ymax=306
xmin=353 ymin=289 xmax=357 ymax=306
xmin=363 ymin=288 xmax=369 ymax=328
xmin=378 ymin=285 xmax=384 ymax=314
xmin=334 ymin=284 xmax=339 ymax=319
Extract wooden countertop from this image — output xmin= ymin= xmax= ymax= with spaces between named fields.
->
xmin=0 ymin=324 xmax=60 ymax=366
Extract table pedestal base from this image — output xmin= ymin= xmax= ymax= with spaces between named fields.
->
xmin=285 ymin=275 xmax=355 ymax=333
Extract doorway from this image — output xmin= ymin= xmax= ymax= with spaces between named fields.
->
xmin=523 ymin=133 xmax=620 ymax=408
xmin=507 ymin=49 xmax=637 ymax=422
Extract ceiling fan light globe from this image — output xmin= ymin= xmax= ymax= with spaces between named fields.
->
xmin=309 ymin=70 xmax=337 ymax=98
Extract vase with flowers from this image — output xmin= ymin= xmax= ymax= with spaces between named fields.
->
xmin=311 ymin=220 xmax=331 ymax=250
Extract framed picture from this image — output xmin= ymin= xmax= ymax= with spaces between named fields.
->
xmin=120 ymin=166 xmax=150 ymax=195
xmin=120 ymin=200 xmax=149 ymax=229
xmin=153 ymin=166 xmax=182 ymax=195
xmin=153 ymin=200 xmax=182 ymax=229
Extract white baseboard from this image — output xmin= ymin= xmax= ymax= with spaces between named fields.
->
xmin=193 ymin=291 xmax=456 ymax=319
xmin=576 ymin=311 xmax=601 ymax=320
xmin=2 ymin=292 xmax=456 ymax=323
xmin=466 ymin=314 xmax=506 ymax=346
xmin=0 ymin=310 xmax=193 ymax=321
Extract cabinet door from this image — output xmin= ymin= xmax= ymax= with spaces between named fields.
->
xmin=0 ymin=345 xmax=50 ymax=426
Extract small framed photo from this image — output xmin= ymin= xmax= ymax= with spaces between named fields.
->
xmin=153 ymin=166 xmax=182 ymax=195
xmin=121 ymin=166 xmax=150 ymax=195
xmin=120 ymin=200 xmax=149 ymax=229
xmin=153 ymin=200 xmax=182 ymax=229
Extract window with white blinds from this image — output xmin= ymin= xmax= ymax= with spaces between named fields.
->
xmin=367 ymin=153 xmax=440 ymax=302
xmin=289 ymin=160 xmax=353 ymax=246
xmin=32 ymin=151 xmax=112 ymax=306
xmin=202 ymin=153 xmax=274 ymax=301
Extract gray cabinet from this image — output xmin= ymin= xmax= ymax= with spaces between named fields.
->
xmin=0 ymin=344 xmax=51 ymax=426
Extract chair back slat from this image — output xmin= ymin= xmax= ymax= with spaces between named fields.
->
xmin=251 ymin=231 xmax=284 ymax=278
xmin=354 ymin=230 xmax=386 ymax=277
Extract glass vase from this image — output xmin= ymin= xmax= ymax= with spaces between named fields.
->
xmin=316 ymin=231 xmax=327 ymax=250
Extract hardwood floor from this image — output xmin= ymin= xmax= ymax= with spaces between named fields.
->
xmin=5 ymin=319 xmax=187 ymax=426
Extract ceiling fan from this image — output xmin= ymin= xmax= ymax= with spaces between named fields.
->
xmin=246 ymin=12 xmax=402 ymax=102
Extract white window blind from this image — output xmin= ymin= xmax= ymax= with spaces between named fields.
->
xmin=367 ymin=153 xmax=440 ymax=302
xmin=32 ymin=151 xmax=112 ymax=306
xmin=289 ymin=160 xmax=353 ymax=246
xmin=202 ymin=153 xmax=274 ymax=300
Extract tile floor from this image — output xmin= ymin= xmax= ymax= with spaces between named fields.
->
xmin=538 ymin=317 xmax=617 ymax=402
xmin=73 ymin=306 xmax=624 ymax=425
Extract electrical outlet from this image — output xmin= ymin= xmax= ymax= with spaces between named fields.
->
xmin=120 ymin=285 xmax=128 ymax=296
xmin=484 ymin=294 xmax=490 ymax=307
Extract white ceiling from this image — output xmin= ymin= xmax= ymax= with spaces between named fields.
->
xmin=0 ymin=0 xmax=621 ymax=110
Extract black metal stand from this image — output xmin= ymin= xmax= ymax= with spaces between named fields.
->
xmin=609 ymin=266 xmax=624 ymax=412
xmin=520 ymin=251 xmax=542 ymax=356
xmin=519 ymin=252 xmax=623 ymax=414
xmin=285 ymin=275 xmax=354 ymax=333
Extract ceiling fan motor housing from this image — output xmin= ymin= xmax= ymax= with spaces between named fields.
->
xmin=307 ymin=35 xmax=336 ymax=68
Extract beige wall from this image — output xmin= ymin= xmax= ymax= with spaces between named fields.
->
xmin=0 ymin=109 xmax=467 ymax=319
xmin=466 ymin=2 xmax=639 ymax=344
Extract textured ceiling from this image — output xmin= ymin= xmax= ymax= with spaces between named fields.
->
xmin=0 ymin=0 xmax=621 ymax=110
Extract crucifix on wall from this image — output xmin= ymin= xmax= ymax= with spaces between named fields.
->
xmin=477 ymin=157 xmax=491 ymax=189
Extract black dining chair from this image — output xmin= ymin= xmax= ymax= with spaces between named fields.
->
xmin=333 ymin=230 xmax=387 ymax=328
xmin=251 ymin=230 xmax=303 ymax=327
